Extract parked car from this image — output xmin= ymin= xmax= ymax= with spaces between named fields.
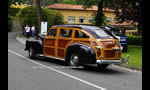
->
xmin=101 ymin=26 xmax=128 ymax=52
xmin=25 ymin=25 xmax=129 ymax=69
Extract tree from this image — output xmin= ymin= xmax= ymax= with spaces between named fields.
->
xmin=35 ymin=0 xmax=42 ymax=33
xmin=16 ymin=6 xmax=64 ymax=35
xmin=81 ymin=0 xmax=142 ymax=32
xmin=8 ymin=0 xmax=13 ymax=7
xmin=95 ymin=0 xmax=104 ymax=26
xmin=115 ymin=0 xmax=142 ymax=33
xmin=81 ymin=0 xmax=106 ymax=26
xmin=103 ymin=0 xmax=142 ymax=33
xmin=62 ymin=0 xmax=77 ymax=5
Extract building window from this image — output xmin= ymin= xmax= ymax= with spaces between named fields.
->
xmin=89 ymin=17 xmax=94 ymax=24
xmin=106 ymin=17 xmax=112 ymax=22
xmin=79 ymin=16 xmax=86 ymax=24
xmin=114 ymin=18 xmax=119 ymax=23
xmin=68 ymin=16 xmax=75 ymax=24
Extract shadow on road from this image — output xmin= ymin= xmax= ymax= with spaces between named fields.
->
xmin=78 ymin=65 xmax=125 ymax=75
xmin=32 ymin=57 xmax=125 ymax=75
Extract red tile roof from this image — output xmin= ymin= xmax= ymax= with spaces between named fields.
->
xmin=108 ymin=21 xmax=135 ymax=26
xmin=47 ymin=4 xmax=115 ymax=12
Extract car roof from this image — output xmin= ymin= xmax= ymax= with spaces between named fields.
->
xmin=52 ymin=24 xmax=105 ymax=32
xmin=52 ymin=24 xmax=116 ymax=39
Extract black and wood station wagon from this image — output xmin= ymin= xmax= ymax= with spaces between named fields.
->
xmin=25 ymin=25 xmax=129 ymax=69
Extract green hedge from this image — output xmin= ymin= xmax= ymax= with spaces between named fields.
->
xmin=16 ymin=6 xmax=64 ymax=36
xmin=8 ymin=7 xmax=20 ymax=16
xmin=8 ymin=15 xmax=12 ymax=32
xmin=127 ymin=36 xmax=142 ymax=46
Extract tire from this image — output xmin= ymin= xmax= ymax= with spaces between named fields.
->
xmin=68 ymin=53 xmax=81 ymax=67
xmin=97 ymin=64 xmax=109 ymax=70
xmin=28 ymin=47 xmax=36 ymax=59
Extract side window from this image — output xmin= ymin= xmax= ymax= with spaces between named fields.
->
xmin=74 ymin=30 xmax=89 ymax=38
xmin=47 ymin=29 xmax=57 ymax=37
xmin=59 ymin=29 xmax=72 ymax=38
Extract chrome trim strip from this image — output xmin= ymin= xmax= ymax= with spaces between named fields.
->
xmin=45 ymin=56 xmax=65 ymax=61
xmin=37 ymin=54 xmax=65 ymax=61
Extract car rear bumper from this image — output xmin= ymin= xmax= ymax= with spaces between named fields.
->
xmin=96 ymin=55 xmax=129 ymax=64
xmin=96 ymin=60 xmax=122 ymax=64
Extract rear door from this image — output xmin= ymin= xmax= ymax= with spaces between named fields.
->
xmin=56 ymin=28 xmax=73 ymax=58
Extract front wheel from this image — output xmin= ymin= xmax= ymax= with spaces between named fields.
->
xmin=97 ymin=64 xmax=109 ymax=70
xmin=28 ymin=47 xmax=36 ymax=59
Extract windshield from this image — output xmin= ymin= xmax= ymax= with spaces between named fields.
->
xmin=111 ymin=28 xmax=124 ymax=36
xmin=103 ymin=26 xmax=124 ymax=36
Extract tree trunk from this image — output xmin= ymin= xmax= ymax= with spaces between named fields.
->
xmin=95 ymin=0 xmax=104 ymax=26
xmin=32 ymin=0 xmax=36 ymax=6
xmin=35 ymin=0 xmax=42 ymax=34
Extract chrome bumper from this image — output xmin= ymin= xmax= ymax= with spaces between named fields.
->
xmin=96 ymin=55 xmax=129 ymax=64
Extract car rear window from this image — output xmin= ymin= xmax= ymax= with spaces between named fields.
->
xmin=88 ymin=29 xmax=114 ymax=39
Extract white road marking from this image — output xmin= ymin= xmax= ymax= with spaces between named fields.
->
xmin=8 ymin=49 xmax=107 ymax=90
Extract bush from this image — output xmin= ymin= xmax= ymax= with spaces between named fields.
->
xmin=8 ymin=7 xmax=20 ymax=16
xmin=8 ymin=15 xmax=12 ymax=32
xmin=16 ymin=6 xmax=64 ymax=36
xmin=127 ymin=36 xmax=142 ymax=46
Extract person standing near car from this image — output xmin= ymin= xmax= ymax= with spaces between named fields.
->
xmin=23 ymin=25 xmax=26 ymax=36
xmin=31 ymin=25 xmax=35 ymax=39
xmin=25 ymin=25 xmax=30 ymax=39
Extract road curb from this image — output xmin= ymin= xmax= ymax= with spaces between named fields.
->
xmin=16 ymin=34 xmax=26 ymax=45
xmin=114 ymin=64 xmax=142 ymax=72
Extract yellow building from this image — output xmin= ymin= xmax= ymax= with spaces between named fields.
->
xmin=47 ymin=4 xmax=138 ymax=35
xmin=47 ymin=4 xmax=117 ymax=24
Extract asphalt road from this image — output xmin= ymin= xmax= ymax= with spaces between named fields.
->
xmin=8 ymin=32 xmax=142 ymax=90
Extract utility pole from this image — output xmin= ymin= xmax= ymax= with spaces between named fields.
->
xmin=35 ymin=0 xmax=42 ymax=34
xmin=32 ymin=0 xmax=36 ymax=6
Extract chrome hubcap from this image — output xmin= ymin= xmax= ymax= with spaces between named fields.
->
xmin=70 ymin=55 xmax=79 ymax=66
xmin=29 ymin=48 xmax=33 ymax=56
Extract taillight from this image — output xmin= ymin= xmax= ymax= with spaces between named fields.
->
xmin=101 ymin=40 xmax=120 ymax=48
xmin=101 ymin=41 xmax=114 ymax=48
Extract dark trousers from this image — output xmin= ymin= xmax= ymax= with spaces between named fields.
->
xmin=26 ymin=32 xmax=30 ymax=38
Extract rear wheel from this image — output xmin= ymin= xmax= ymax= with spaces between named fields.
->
xmin=28 ymin=47 xmax=36 ymax=59
xmin=97 ymin=64 xmax=109 ymax=70
xmin=68 ymin=53 xmax=81 ymax=67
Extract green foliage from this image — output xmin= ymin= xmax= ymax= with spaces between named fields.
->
xmin=62 ymin=0 xmax=77 ymax=5
xmin=8 ymin=15 xmax=12 ymax=32
xmin=8 ymin=0 xmax=13 ymax=7
xmin=81 ymin=0 xmax=104 ymax=26
xmin=91 ymin=12 xmax=107 ymax=25
xmin=127 ymin=36 xmax=142 ymax=46
xmin=16 ymin=6 xmax=64 ymax=35
xmin=122 ymin=45 xmax=142 ymax=70
xmin=8 ymin=7 xmax=20 ymax=16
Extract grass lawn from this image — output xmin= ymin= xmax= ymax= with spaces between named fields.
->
xmin=121 ymin=45 xmax=142 ymax=70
